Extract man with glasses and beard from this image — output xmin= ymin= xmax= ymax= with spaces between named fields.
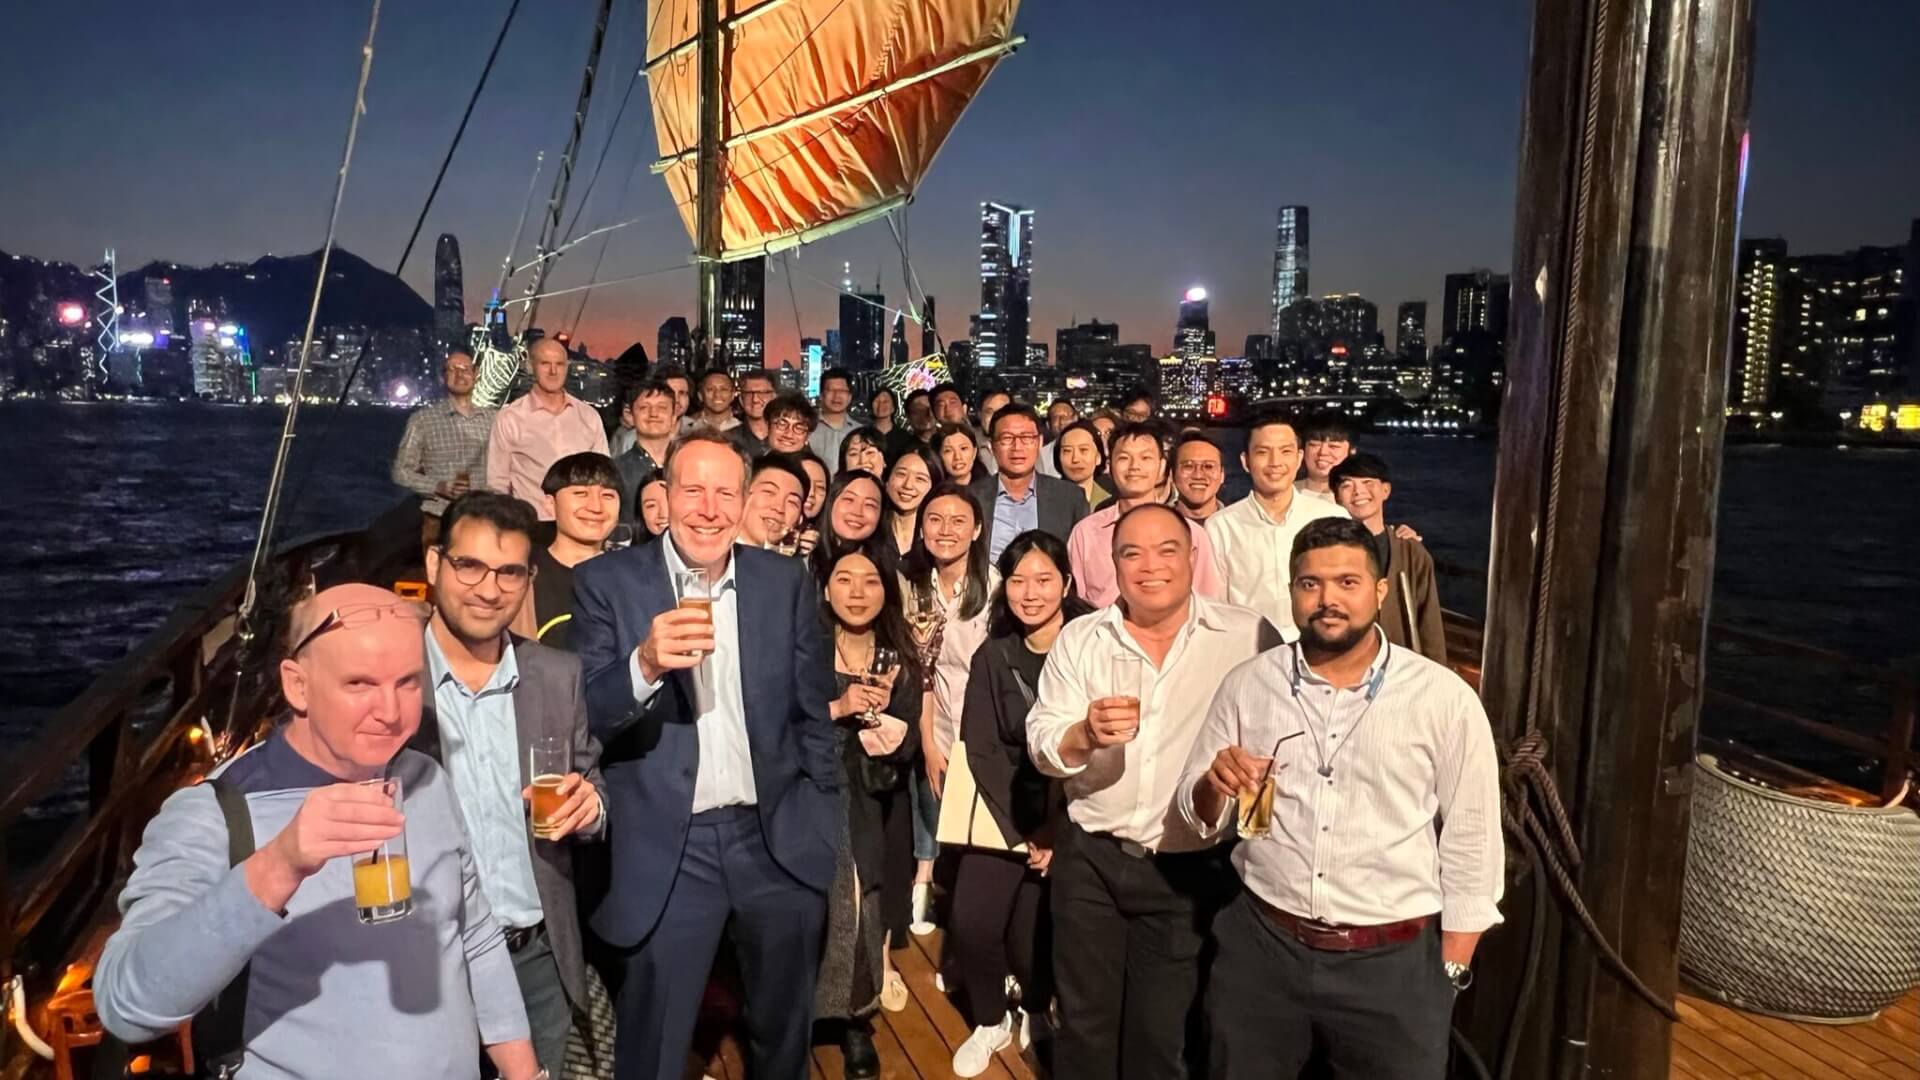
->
xmin=1176 ymin=518 xmax=1502 ymax=1080
xmin=414 ymin=492 xmax=606 ymax=1076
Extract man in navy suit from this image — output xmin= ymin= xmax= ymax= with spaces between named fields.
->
xmin=572 ymin=429 xmax=840 ymax=1080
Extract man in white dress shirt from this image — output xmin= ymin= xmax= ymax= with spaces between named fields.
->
xmin=1027 ymin=503 xmax=1282 ymax=1079
xmin=1205 ymin=410 xmax=1347 ymax=638
xmin=1178 ymin=516 xmax=1503 ymax=1079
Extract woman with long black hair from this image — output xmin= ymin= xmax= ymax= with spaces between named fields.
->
xmin=813 ymin=543 xmax=925 ymax=1076
xmin=944 ymin=529 xmax=1093 ymax=1074
xmin=900 ymin=482 xmax=995 ymax=934
xmin=881 ymin=444 xmax=939 ymax=561
xmin=809 ymin=468 xmax=891 ymax=583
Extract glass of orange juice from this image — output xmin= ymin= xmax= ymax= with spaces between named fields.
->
xmin=352 ymin=776 xmax=412 ymax=925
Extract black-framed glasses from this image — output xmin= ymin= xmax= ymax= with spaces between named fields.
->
xmin=771 ymin=417 xmax=813 ymax=435
xmin=438 ymin=550 xmax=536 ymax=592
xmin=290 ymin=600 xmax=429 ymax=657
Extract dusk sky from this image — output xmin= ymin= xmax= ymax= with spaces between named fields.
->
xmin=3 ymin=1 xmax=1915 ymax=362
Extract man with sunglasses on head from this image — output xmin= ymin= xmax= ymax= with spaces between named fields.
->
xmin=413 ymin=492 xmax=607 ymax=1076
xmin=96 ymin=583 xmax=546 ymax=1080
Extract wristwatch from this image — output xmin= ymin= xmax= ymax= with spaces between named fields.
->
xmin=1444 ymin=961 xmax=1473 ymax=992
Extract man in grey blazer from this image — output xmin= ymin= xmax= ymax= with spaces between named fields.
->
xmin=413 ymin=492 xmax=607 ymax=1075
xmin=970 ymin=402 xmax=1091 ymax=562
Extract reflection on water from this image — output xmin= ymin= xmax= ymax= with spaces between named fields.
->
xmin=3 ymin=401 xmax=1916 ymax=787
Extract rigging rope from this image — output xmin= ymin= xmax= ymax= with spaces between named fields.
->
xmin=230 ymin=0 xmax=384 ymax=732
xmin=278 ymin=0 xmax=524 ymax=519
xmin=520 ymin=0 xmax=617 ymax=332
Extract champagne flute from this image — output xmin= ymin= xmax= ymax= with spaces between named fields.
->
xmin=864 ymin=645 xmax=898 ymax=729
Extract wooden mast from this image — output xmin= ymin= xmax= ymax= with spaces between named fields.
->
xmin=695 ymin=0 xmax=725 ymax=370
xmin=1461 ymin=0 xmax=1755 ymax=1075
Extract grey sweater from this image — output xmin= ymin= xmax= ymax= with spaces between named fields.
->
xmin=94 ymin=733 xmax=529 ymax=1079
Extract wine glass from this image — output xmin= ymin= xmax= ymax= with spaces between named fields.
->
xmin=605 ymin=524 xmax=636 ymax=550
xmin=863 ymin=645 xmax=898 ymax=729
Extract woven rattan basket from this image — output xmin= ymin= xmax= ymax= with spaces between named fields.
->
xmin=1679 ymin=754 xmax=1920 ymax=1022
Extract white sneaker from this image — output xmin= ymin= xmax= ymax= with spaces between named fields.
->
xmin=910 ymin=882 xmax=936 ymax=935
xmin=951 ymin=1015 xmax=1013 ymax=1077
xmin=1017 ymin=1007 xmax=1031 ymax=1052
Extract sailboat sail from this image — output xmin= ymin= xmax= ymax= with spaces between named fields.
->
xmin=647 ymin=0 xmax=1023 ymax=262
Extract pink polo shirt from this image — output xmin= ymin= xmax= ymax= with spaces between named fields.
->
xmin=485 ymin=391 xmax=610 ymax=519
xmin=1065 ymin=502 xmax=1225 ymax=608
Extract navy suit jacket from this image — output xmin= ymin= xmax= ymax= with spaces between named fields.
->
xmin=570 ymin=539 xmax=840 ymax=947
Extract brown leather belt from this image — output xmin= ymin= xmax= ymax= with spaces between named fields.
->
xmin=1253 ymin=896 xmax=1431 ymax=952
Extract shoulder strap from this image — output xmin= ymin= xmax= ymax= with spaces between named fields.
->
xmin=192 ymin=777 xmax=256 ymax=1077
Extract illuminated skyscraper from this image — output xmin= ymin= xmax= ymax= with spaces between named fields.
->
xmin=1396 ymin=301 xmax=1428 ymax=362
xmin=890 ymin=311 xmax=910 ymax=366
xmin=975 ymin=202 xmax=1034 ymax=368
xmin=920 ymin=295 xmax=938 ymax=356
xmin=433 ymin=234 xmax=465 ymax=358
xmin=717 ymin=256 xmax=765 ymax=368
xmin=1730 ymin=238 xmax=1785 ymax=416
xmin=837 ymin=263 xmax=886 ymax=371
xmin=657 ymin=317 xmax=693 ymax=369
xmin=1442 ymin=269 xmax=1511 ymax=342
xmin=1270 ymin=206 xmax=1309 ymax=340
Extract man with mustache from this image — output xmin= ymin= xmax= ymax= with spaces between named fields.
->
xmin=1177 ymin=517 xmax=1502 ymax=1079
xmin=1027 ymin=503 xmax=1281 ymax=1079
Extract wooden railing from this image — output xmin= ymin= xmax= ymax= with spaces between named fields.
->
xmin=0 ymin=499 xmax=421 ymax=1035
xmin=1429 ymin=557 xmax=1919 ymax=803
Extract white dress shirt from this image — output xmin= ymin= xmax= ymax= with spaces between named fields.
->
xmin=1174 ymin=628 xmax=1504 ymax=932
xmin=1204 ymin=491 xmax=1348 ymax=641
xmin=1294 ymin=479 xmax=1337 ymax=504
xmin=1026 ymin=596 xmax=1281 ymax=853
xmin=929 ymin=568 xmax=999 ymax=757
xmin=629 ymin=541 xmax=759 ymax=812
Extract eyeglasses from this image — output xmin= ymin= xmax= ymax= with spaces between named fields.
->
xmin=290 ymin=600 xmax=429 ymax=657
xmin=995 ymin=433 xmax=1040 ymax=447
xmin=437 ymin=550 xmax=536 ymax=592
xmin=1177 ymin=461 xmax=1221 ymax=475
xmin=771 ymin=417 xmax=813 ymax=435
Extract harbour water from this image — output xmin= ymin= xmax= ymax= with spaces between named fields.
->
xmin=3 ymin=400 xmax=1916 ymax=802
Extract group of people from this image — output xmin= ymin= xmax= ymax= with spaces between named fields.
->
xmin=96 ymin=356 xmax=1499 ymax=1080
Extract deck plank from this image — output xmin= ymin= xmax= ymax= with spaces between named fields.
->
xmin=889 ymin=935 xmax=1020 ymax=1080
xmin=1670 ymin=1035 xmax=1749 ymax=1080
xmin=1688 ymin=997 xmax=1877 ymax=1080
xmin=1672 ymin=1017 xmax=1762 ymax=1078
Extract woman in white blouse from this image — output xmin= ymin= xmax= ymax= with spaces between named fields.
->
xmin=901 ymin=481 xmax=996 ymax=933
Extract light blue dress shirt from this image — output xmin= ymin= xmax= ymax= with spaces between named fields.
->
xmin=991 ymin=476 xmax=1041 ymax=563
xmin=629 ymin=540 xmax=760 ymax=812
xmin=424 ymin=629 xmax=544 ymax=928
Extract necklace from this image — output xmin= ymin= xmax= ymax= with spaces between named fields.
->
xmin=1290 ymin=639 xmax=1391 ymax=779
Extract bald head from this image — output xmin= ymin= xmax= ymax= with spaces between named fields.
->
xmin=280 ymin=583 xmax=427 ymax=777
xmin=1111 ymin=502 xmax=1194 ymax=621
xmin=529 ymin=337 xmax=569 ymax=395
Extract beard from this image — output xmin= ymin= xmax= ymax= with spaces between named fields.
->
xmin=1298 ymin=607 xmax=1378 ymax=655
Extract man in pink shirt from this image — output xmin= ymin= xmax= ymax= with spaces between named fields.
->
xmin=486 ymin=338 xmax=610 ymax=519
xmin=1067 ymin=421 xmax=1223 ymax=606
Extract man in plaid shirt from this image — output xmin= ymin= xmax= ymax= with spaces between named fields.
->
xmin=392 ymin=351 xmax=495 ymax=553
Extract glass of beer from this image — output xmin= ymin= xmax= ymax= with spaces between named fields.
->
xmin=529 ymin=736 xmax=570 ymax=840
xmin=1236 ymin=759 xmax=1277 ymax=839
xmin=353 ymin=776 xmax=411 ymax=925
xmin=1110 ymin=654 xmax=1144 ymax=708
xmin=678 ymin=568 xmax=713 ymax=658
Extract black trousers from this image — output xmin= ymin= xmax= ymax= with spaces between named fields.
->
xmin=877 ymin=785 xmax=916 ymax=949
xmin=1206 ymin=891 xmax=1456 ymax=1080
xmin=949 ymin=848 xmax=1052 ymax=1027
xmin=1050 ymin=820 xmax=1235 ymax=1080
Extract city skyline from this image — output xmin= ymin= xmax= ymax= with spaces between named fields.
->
xmin=2 ymin=2 xmax=1915 ymax=362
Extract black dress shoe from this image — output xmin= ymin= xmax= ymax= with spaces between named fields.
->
xmin=842 ymin=1022 xmax=880 ymax=1079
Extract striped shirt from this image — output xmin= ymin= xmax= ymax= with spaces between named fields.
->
xmin=390 ymin=399 xmax=495 ymax=515
xmin=1174 ymin=627 xmax=1504 ymax=932
xmin=1026 ymin=596 xmax=1281 ymax=853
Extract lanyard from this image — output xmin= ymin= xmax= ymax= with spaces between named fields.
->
xmin=1289 ymin=640 xmax=1391 ymax=779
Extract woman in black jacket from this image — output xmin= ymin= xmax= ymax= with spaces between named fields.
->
xmin=945 ymin=529 xmax=1095 ymax=1076
xmin=812 ymin=541 xmax=924 ymax=1077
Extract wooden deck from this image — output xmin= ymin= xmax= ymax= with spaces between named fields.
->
xmin=691 ymin=930 xmax=1919 ymax=1080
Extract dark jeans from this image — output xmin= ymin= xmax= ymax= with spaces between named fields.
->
xmin=480 ymin=923 xmax=572 ymax=1079
xmin=1050 ymin=821 xmax=1236 ymax=1080
xmin=1206 ymin=891 xmax=1455 ymax=1080
xmin=612 ymin=807 xmax=825 ymax=1080
xmin=949 ymin=848 xmax=1051 ymax=1027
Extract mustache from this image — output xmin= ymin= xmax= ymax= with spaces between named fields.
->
xmin=1310 ymin=605 xmax=1350 ymax=621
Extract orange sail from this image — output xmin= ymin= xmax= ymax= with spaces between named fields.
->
xmin=647 ymin=0 xmax=1023 ymax=261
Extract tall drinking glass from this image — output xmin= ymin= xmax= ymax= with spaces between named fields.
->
xmin=1110 ymin=654 xmax=1144 ymax=710
xmin=529 ymin=735 xmax=570 ymax=840
xmin=678 ymin=568 xmax=713 ymax=658
xmin=353 ymin=776 xmax=411 ymax=925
